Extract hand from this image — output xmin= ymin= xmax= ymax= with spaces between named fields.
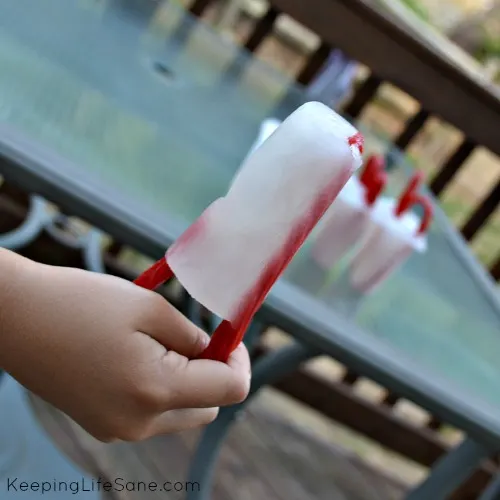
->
xmin=0 ymin=250 xmax=251 ymax=442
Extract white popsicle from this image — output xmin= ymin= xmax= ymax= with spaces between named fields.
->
xmin=167 ymin=102 xmax=363 ymax=320
xmin=349 ymin=197 xmax=427 ymax=293
xmin=244 ymin=118 xmax=281 ymax=161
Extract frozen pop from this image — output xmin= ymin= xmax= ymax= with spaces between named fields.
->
xmin=134 ymin=102 xmax=364 ymax=361
xmin=244 ymin=118 xmax=281 ymax=161
xmin=312 ymin=155 xmax=387 ymax=270
xmin=349 ymin=172 xmax=433 ymax=294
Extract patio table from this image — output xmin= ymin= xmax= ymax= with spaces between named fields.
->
xmin=1 ymin=1 xmax=500 ymax=499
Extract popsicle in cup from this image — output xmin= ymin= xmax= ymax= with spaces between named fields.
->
xmin=134 ymin=102 xmax=364 ymax=362
xmin=349 ymin=172 xmax=433 ymax=294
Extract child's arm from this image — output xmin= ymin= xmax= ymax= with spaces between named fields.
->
xmin=0 ymin=249 xmax=250 ymax=442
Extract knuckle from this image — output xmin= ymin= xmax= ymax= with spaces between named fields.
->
xmin=139 ymin=291 xmax=168 ymax=324
xmin=150 ymin=292 xmax=169 ymax=314
xmin=190 ymin=328 xmax=210 ymax=354
xmin=226 ymin=374 xmax=250 ymax=405
xmin=127 ymin=374 xmax=165 ymax=411
xmin=163 ymin=350 xmax=190 ymax=375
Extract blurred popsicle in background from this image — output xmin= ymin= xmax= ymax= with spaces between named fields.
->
xmin=349 ymin=171 xmax=433 ymax=294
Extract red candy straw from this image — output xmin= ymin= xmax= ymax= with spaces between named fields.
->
xmin=395 ymin=171 xmax=433 ymax=234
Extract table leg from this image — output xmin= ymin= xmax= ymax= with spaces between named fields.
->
xmin=479 ymin=474 xmax=500 ymax=500
xmin=0 ymin=195 xmax=51 ymax=250
xmin=186 ymin=341 xmax=320 ymax=500
xmin=406 ymin=438 xmax=493 ymax=500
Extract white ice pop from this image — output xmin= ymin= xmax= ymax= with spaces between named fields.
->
xmin=134 ymin=102 xmax=364 ymax=361
xmin=244 ymin=118 xmax=281 ymax=161
xmin=349 ymin=197 xmax=427 ymax=293
xmin=167 ymin=102 xmax=363 ymax=320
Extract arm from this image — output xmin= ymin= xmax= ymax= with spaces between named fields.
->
xmin=0 ymin=249 xmax=250 ymax=441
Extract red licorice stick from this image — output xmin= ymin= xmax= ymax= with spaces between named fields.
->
xmin=395 ymin=171 xmax=433 ymax=234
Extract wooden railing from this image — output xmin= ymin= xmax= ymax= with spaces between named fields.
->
xmin=189 ymin=0 xmax=500 ymax=281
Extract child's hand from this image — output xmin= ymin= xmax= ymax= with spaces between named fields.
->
xmin=0 ymin=250 xmax=250 ymax=442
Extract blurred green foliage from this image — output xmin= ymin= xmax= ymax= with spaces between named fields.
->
xmin=478 ymin=32 xmax=500 ymax=61
xmin=400 ymin=0 xmax=430 ymax=21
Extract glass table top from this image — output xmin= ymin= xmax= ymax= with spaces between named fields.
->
xmin=1 ymin=0 xmax=500 ymax=419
